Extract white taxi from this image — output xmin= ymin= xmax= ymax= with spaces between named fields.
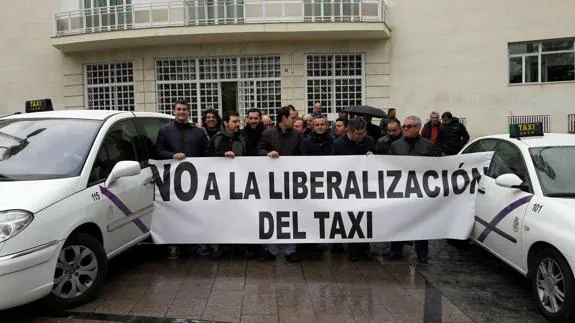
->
xmin=459 ymin=123 xmax=575 ymax=323
xmin=0 ymin=109 xmax=173 ymax=310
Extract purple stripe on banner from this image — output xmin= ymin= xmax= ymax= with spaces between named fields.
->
xmin=477 ymin=195 xmax=533 ymax=242
xmin=99 ymin=185 xmax=149 ymax=234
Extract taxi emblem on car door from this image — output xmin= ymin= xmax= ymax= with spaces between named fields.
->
xmin=513 ymin=217 xmax=520 ymax=232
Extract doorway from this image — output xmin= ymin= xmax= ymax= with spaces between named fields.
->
xmin=221 ymin=82 xmax=238 ymax=116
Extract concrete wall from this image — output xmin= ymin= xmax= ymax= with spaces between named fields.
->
xmin=387 ymin=0 xmax=575 ymax=136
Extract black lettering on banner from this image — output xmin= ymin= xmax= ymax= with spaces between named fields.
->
xmin=293 ymin=171 xmax=308 ymax=199
xmin=329 ymin=212 xmax=347 ymax=239
xmin=310 ymin=172 xmax=324 ymax=199
xmin=229 ymin=172 xmax=243 ymax=200
xmin=150 ymin=164 xmax=171 ymax=201
xmin=326 ymin=171 xmax=344 ymax=199
xmin=468 ymin=167 xmax=482 ymax=194
xmin=284 ymin=172 xmax=290 ymax=199
xmin=314 ymin=212 xmax=329 ymax=239
xmin=344 ymin=172 xmax=361 ymax=199
xmin=378 ymin=171 xmax=385 ymax=198
xmin=174 ymin=162 xmax=198 ymax=201
xmin=422 ymin=170 xmax=440 ymax=198
xmin=386 ymin=170 xmax=403 ymax=198
xmin=244 ymin=172 xmax=261 ymax=199
xmin=269 ymin=173 xmax=282 ymax=199
xmin=347 ymin=211 xmax=365 ymax=239
xmin=292 ymin=212 xmax=306 ymax=239
xmin=405 ymin=170 xmax=424 ymax=198
xmin=362 ymin=171 xmax=377 ymax=199
xmin=442 ymin=170 xmax=450 ymax=197
xmin=259 ymin=211 xmax=273 ymax=239
xmin=277 ymin=211 xmax=290 ymax=239
xmin=367 ymin=211 xmax=373 ymax=238
xmin=203 ymin=172 xmax=221 ymax=200
xmin=451 ymin=168 xmax=471 ymax=195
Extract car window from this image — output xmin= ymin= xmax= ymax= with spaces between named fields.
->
xmin=530 ymin=146 xmax=575 ymax=197
xmin=134 ymin=117 xmax=171 ymax=162
xmin=89 ymin=119 xmax=139 ymax=185
xmin=488 ymin=141 xmax=531 ymax=191
xmin=461 ymin=139 xmax=498 ymax=154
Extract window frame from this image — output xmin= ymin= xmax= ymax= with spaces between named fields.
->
xmin=133 ymin=117 xmax=172 ymax=167
xmin=486 ymin=139 xmax=534 ymax=193
xmin=87 ymin=118 xmax=141 ymax=187
xmin=508 ymin=39 xmax=575 ymax=85
xmin=84 ymin=61 xmax=135 ymax=111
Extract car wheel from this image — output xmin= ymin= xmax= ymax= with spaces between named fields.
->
xmin=43 ymin=233 xmax=108 ymax=310
xmin=531 ymin=247 xmax=575 ymax=323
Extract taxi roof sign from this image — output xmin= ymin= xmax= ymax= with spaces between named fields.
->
xmin=509 ymin=122 xmax=544 ymax=138
xmin=25 ymin=99 xmax=53 ymax=113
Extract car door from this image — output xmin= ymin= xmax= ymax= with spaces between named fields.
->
xmin=87 ymin=117 xmax=154 ymax=253
xmin=132 ymin=116 xmax=171 ymax=230
xmin=473 ymin=140 xmax=534 ymax=268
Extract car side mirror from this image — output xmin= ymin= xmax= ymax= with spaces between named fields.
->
xmin=495 ymin=173 xmax=527 ymax=190
xmin=105 ymin=161 xmax=141 ymax=187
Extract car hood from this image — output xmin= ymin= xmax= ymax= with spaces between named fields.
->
xmin=0 ymin=177 xmax=81 ymax=213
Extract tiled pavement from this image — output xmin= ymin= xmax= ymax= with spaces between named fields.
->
xmin=5 ymin=241 xmax=549 ymax=323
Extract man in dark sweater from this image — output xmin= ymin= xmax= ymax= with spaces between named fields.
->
xmin=156 ymin=99 xmax=209 ymax=160
xmin=332 ymin=117 xmax=375 ymax=261
xmin=241 ymin=108 xmax=265 ymax=157
xmin=258 ymin=105 xmax=303 ymax=263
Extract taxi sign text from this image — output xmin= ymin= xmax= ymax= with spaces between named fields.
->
xmin=509 ymin=122 xmax=544 ymax=138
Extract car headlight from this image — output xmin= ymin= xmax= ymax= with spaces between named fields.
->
xmin=0 ymin=210 xmax=33 ymax=243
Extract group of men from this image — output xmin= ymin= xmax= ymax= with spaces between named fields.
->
xmin=155 ymin=99 xmax=470 ymax=264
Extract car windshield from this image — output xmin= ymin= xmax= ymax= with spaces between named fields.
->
xmin=530 ymin=146 xmax=575 ymax=198
xmin=0 ymin=118 xmax=102 ymax=181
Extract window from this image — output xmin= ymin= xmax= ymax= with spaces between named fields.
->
xmin=487 ymin=141 xmax=531 ymax=191
xmin=85 ymin=62 xmax=135 ymax=111
xmin=89 ymin=119 xmax=139 ymax=184
xmin=509 ymin=39 xmax=575 ymax=84
xmin=306 ymin=54 xmax=363 ymax=114
xmin=133 ymin=118 xmax=171 ymax=161
xmin=155 ymin=56 xmax=281 ymax=123
xmin=462 ymin=139 xmax=498 ymax=154
xmin=83 ymin=0 xmax=132 ymax=31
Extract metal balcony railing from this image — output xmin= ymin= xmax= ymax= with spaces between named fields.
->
xmin=54 ymin=0 xmax=388 ymax=36
xmin=508 ymin=115 xmax=551 ymax=133
xmin=568 ymin=114 xmax=575 ymax=133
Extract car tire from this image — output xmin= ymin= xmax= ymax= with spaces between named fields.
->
xmin=42 ymin=233 xmax=108 ymax=310
xmin=530 ymin=247 xmax=575 ymax=323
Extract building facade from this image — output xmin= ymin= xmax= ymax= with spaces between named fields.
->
xmin=1 ymin=0 xmax=574 ymax=137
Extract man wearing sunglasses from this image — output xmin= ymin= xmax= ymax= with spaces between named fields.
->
xmin=387 ymin=115 xmax=441 ymax=264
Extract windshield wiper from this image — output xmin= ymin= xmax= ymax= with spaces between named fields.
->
xmin=546 ymin=193 xmax=575 ymax=198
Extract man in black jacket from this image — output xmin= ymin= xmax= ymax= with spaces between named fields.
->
xmin=301 ymin=115 xmax=334 ymax=156
xmin=439 ymin=111 xmax=470 ymax=156
xmin=241 ymin=108 xmax=265 ymax=157
xmin=156 ymin=99 xmax=209 ymax=160
xmin=332 ymin=118 xmax=375 ymax=261
xmin=388 ymin=115 xmax=441 ymax=264
xmin=258 ymin=105 xmax=303 ymax=263
xmin=374 ymin=118 xmax=402 ymax=155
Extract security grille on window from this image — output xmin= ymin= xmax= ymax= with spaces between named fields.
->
xmin=85 ymin=62 xmax=134 ymax=111
xmin=155 ymin=56 xmax=281 ymax=123
xmin=306 ymin=54 xmax=363 ymax=114
xmin=509 ymin=39 xmax=575 ymax=84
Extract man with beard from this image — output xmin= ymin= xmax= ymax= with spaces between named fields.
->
xmin=202 ymin=109 xmax=222 ymax=140
xmin=258 ymin=105 xmax=302 ymax=263
xmin=374 ymin=118 xmax=402 ymax=155
xmin=332 ymin=118 xmax=375 ymax=261
xmin=242 ymin=108 xmax=265 ymax=157
xmin=205 ymin=112 xmax=248 ymax=259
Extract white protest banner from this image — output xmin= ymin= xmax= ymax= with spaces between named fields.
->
xmin=149 ymin=152 xmax=492 ymax=244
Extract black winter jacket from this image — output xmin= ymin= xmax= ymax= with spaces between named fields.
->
xmin=241 ymin=124 xmax=265 ymax=156
xmin=439 ymin=117 xmax=470 ymax=155
xmin=258 ymin=125 xmax=303 ymax=156
xmin=333 ymin=134 xmax=375 ymax=155
xmin=389 ymin=136 xmax=441 ymax=157
xmin=374 ymin=134 xmax=402 ymax=155
xmin=156 ymin=121 xmax=209 ymax=159
xmin=301 ymin=132 xmax=335 ymax=156
xmin=205 ymin=130 xmax=249 ymax=157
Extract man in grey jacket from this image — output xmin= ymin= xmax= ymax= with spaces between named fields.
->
xmin=388 ymin=115 xmax=441 ymax=264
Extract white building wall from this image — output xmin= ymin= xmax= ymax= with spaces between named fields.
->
xmin=387 ymin=0 xmax=575 ymax=137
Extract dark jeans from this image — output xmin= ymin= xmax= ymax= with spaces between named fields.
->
xmin=390 ymin=240 xmax=428 ymax=257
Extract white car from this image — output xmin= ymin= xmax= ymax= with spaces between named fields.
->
xmin=0 ymin=110 xmax=173 ymax=310
xmin=459 ymin=126 xmax=575 ymax=323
